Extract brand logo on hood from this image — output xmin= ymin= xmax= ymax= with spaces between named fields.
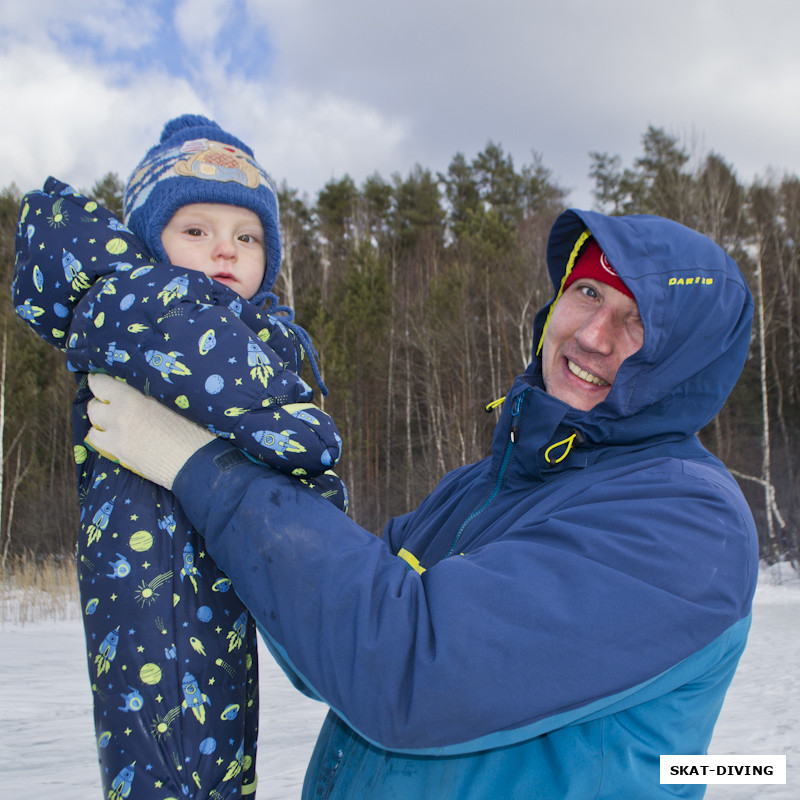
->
xmin=668 ymin=276 xmax=715 ymax=286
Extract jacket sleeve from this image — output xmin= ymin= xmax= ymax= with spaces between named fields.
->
xmin=12 ymin=177 xmax=125 ymax=350
xmin=170 ymin=439 xmax=757 ymax=755
xmin=66 ymin=267 xmax=341 ymax=473
xmin=13 ymin=177 xmax=342 ymax=475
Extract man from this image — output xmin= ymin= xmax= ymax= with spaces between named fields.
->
xmin=87 ymin=208 xmax=758 ymax=799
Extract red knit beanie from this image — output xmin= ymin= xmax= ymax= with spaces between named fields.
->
xmin=563 ymin=238 xmax=634 ymax=299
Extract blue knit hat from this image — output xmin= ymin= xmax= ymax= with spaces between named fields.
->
xmin=124 ymin=114 xmax=281 ymax=306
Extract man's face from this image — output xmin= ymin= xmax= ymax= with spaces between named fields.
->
xmin=161 ymin=203 xmax=266 ymax=300
xmin=541 ymin=278 xmax=644 ymax=411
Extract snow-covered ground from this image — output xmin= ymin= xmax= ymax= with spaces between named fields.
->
xmin=1 ymin=565 xmax=797 ymax=799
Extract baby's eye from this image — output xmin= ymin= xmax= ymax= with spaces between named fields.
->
xmin=238 ymin=233 xmax=259 ymax=243
xmin=185 ymin=227 xmax=204 ymax=237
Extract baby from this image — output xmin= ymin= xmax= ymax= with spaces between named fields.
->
xmin=13 ymin=115 xmax=345 ymax=799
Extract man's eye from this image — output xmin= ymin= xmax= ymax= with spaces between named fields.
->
xmin=579 ymin=284 xmax=598 ymax=299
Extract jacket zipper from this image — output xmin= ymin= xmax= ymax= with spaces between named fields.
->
xmin=444 ymin=390 xmax=528 ymax=557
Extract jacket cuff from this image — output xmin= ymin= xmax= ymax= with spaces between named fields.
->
xmin=172 ymin=439 xmax=254 ymax=534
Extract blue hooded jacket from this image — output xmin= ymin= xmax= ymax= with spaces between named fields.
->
xmin=171 ymin=210 xmax=758 ymax=799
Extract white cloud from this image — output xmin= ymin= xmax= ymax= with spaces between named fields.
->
xmin=5 ymin=0 xmax=800 ymax=209
xmin=174 ymin=0 xmax=229 ymax=50
xmin=0 ymin=42 xmax=208 ymax=193
xmin=0 ymin=0 xmax=162 ymax=56
xmin=239 ymin=87 xmax=410 ymax=192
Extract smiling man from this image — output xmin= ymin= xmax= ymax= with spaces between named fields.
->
xmin=85 ymin=208 xmax=758 ymax=799
xmin=540 ymin=237 xmax=643 ymax=411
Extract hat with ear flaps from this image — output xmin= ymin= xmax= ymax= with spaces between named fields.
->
xmin=124 ymin=114 xmax=329 ymax=394
xmin=123 ymin=113 xmax=281 ymax=307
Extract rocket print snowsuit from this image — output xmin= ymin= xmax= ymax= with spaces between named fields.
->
xmin=12 ymin=178 xmax=345 ymax=799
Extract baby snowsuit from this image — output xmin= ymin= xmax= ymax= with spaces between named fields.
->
xmin=13 ymin=178 xmax=345 ymax=799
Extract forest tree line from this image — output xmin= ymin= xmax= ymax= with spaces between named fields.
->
xmin=0 ymin=126 xmax=798 ymax=569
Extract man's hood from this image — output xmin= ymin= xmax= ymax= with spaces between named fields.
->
xmin=528 ymin=209 xmax=754 ymax=444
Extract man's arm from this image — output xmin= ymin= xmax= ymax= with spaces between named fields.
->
xmin=86 ymin=377 xmax=757 ymax=754
xmin=170 ymin=439 xmax=756 ymax=753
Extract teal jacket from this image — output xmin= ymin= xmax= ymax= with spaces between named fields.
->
xmin=171 ymin=210 xmax=758 ymax=798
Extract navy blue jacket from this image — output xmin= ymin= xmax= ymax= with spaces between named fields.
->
xmin=173 ymin=211 xmax=757 ymax=798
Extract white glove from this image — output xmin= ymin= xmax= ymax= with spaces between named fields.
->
xmin=86 ymin=373 xmax=214 ymax=490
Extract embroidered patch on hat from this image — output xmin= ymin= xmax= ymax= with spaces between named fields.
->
xmin=174 ymin=139 xmax=262 ymax=188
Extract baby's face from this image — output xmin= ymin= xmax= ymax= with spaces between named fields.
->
xmin=161 ymin=203 xmax=266 ymax=300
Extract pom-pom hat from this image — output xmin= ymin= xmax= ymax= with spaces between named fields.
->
xmin=124 ymin=114 xmax=281 ymax=306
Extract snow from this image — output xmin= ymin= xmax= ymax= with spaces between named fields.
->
xmin=0 ymin=566 xmax=797 ymax=799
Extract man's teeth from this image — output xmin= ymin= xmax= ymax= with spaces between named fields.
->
xmin=567 ymin=360 xmax=609 ymax=386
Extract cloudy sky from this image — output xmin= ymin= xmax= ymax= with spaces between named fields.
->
xmin=2 ymin=0 xmax=799 ymax=209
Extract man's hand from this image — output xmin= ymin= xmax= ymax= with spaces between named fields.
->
xmin=86 ymin=373 xmax=214 ymax=490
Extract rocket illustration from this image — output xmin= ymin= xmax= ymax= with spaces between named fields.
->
xmin=107 ymin=218 xmax=132 ymax=234
xmin=247 ymin=340 xmax=271 ymax=369
xmin=247 ymin=340 xmax=274 ymax=386
xmin=252 ymin=429 xmax=306 ymax=459
xmin=223 ymin=739 xmax=248 ymax=781
xmin=15 ymin=299 xmax=44 ymax=323
xmin=62 ymin=248 xmax=91 ymax=291
xmin=227 ymin=611 xmax=248 ymax=652
xmin=144 ymin=349 xmax=192 ymax=382
xmin=288 ymin=406 xmax=321 ymax=426
xmin=95 ymin=626 xmax=119 ymax=676
xmin=105 ymin=342 xmax=131 ymax=366
xmin=87 ymin=497 xmax=115 ymax=545
xmin=108 ymin=762 xmax=136 ymax=800
xmin=180 ymin=542 xmax=201 ymax=593
xmin=158 ymin=274 xmax=189 ymax=304
xmin=181 ymin=672 xmax=211 ymax=724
